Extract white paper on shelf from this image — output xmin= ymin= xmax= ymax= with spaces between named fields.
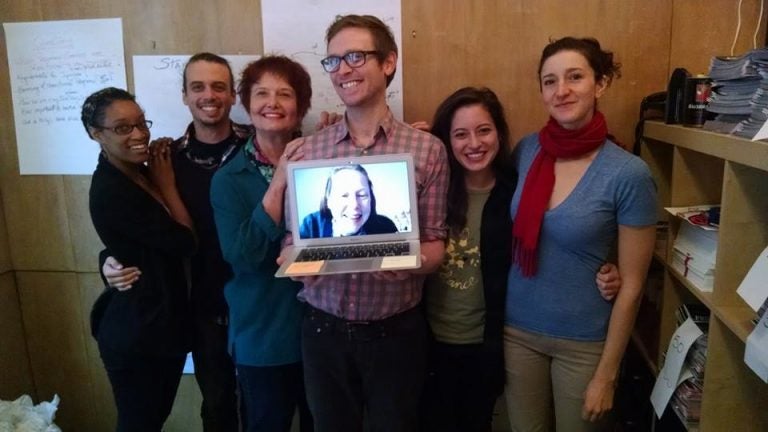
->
xmin=744 ymin=309 xmax=768 ymax=383
xmin=751 ymin=118 xmax=768 ymax=141
xmin=736 ymin=244 xmax=768 ymax=312
xmin=650 ymin=318 xmax=704 ymax=418
xmin=664 ymin=206 xmax=720 ymax=231
xmin=677 ymin=366 xmax=694 ymax=386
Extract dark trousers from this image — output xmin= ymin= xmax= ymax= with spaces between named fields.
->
xmin=236 ymin=362 xmax=313 ymax=432
xmin=302 ymin=306 xmax=427 ymax=432
xmin=103 ymin=351 xmax=186 ymax=432
xmin=421 ymin=341 xmax=504 ymax=432
xmin=192 ymin=314 xmax=239 ymax=432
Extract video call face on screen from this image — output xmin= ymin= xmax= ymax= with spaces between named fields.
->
xmin=292 ymin=160 xmax=414 ymax=240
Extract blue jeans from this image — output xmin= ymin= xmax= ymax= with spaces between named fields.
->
xmin=301 ymin=306 xmax=427 ymax=432
xmin=236 ymin=362 xmax=313 ymax=432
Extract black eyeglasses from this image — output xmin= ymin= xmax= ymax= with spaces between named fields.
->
xmin=320 ymin=51 xmax=379 ymax=73
xmin=98 ymin=120 xmax=153 ymax=136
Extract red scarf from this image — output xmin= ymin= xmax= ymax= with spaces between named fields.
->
xmin=511 ymin=111 xmax=608 ymax=277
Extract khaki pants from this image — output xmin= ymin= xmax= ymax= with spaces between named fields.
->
xmin=503 ymin=326 xmax=612 ymax=432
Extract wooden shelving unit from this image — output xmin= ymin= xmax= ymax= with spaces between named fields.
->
xmin=640 ymin=121 xmax=768 ymax=431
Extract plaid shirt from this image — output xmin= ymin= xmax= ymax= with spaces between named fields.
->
xmin=291 ymin=110 xmax=449 ymax=320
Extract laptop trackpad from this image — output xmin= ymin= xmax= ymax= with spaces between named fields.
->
xmin=325 ymin=259 xmax=378 ymax=273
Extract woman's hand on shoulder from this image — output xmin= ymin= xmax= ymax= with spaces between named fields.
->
xmin=148 ymin=137 xmax=176 ymax=192
xmin=410 ymin=120 xmax=430 ymax=131
xmin=314 ymin=111 xmax=343 ymax=131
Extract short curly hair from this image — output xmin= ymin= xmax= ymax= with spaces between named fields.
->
xmin=81 ymin=87 xmax=135 ymax=139
xmin=237 ymin=55 xmax=312 ymax=120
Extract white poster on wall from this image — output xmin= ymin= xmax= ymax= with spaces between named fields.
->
xmin=4 ymin=18 xmax=127 ymax=175
xmin=261 ymin=0 xmax=403 ymax=133
xmin=133 ymin=55 xmax=259 ymax=140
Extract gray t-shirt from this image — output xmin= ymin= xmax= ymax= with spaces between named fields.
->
xmin=505 ymin=134 xmax=657 ymax=341
xmin=426 ymin=188 xmax=490 ymax=344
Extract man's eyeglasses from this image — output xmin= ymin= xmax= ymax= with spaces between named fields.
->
xmin=320 ymin=51 xmax=379 ymax=73
xmin=98 ymin=120 xmax=153 ymax=136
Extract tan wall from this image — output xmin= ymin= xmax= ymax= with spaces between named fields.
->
xmin=0 ymin=1 xmax=765 ymax=430
xmin=0 ymin=191 xmax=35 ymax=402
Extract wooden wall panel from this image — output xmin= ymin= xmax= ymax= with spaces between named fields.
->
xmin=402 ymin=0 xmax=673 ymax=149
xmin=17 ymin=271 xmax=98 ymax=431
xmin=64 ymin=177 xmax=103 ymax=272
xmin=670 ymin=0 xmax=768 ymax=76
xmin=0 ymin=194 xmax=12 ymax=273
xmin=0 ymin=272 xmax=35 ymax=401
xmin=77 ymin=272 xmax=117 ymax=431
xmin=1 ymin=177 xmax=77 ymax=271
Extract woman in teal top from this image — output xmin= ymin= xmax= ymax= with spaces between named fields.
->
xmin=210 ymin=56 xmax=313 ymax=432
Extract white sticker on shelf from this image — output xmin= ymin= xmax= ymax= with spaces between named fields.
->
xmin=745 ymin=309 xmax=768 ymax=383
xmin=650 ymin=318 xmax=704 ymax=418
xmin=752 ymin=118 xmax=768 ymax=141
xmin=736 ymin=244 xmax=768 ymax=312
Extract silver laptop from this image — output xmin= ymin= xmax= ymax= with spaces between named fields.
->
xmin=275 ymin=153 xmax=421 ymax=277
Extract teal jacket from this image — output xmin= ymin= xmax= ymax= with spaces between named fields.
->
xmin=210 ymin=147 xmax=304 ymax=366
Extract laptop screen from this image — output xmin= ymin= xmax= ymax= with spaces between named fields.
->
xmin=289 ymin=156 xmax=416 ymax=241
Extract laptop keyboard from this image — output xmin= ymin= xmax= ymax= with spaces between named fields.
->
xmin=296 ymin=242 xmax=411 ymax=262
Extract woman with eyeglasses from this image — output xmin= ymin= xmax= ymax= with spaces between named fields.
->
xmin=83 ymin=87 xmax=196 ymax=431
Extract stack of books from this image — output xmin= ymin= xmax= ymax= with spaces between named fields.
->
xmin=734 ymin=48 xmax=768 ymax=138
xmin=670 ymin=304 xmax=710 ymax=431
xmin=705 ymin=48 xmax=768 ymax=135
xmin=671 ymin=221 xmax=718 ymax=292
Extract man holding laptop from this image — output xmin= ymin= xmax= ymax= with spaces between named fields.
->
xmin=281 ymin=14 xmax=448 ymax=432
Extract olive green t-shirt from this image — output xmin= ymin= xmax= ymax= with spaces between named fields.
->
xmin=425 ymin=188 xmax=490 ymax=344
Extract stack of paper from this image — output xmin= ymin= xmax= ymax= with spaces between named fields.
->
xmin=734 ymin=49 xmax=768 ymax=138
xmin=671 ymin=222 xmax=718 ymax=291
xmin=705 ymin=48 xmax=768 ymax=135
xmin=671 ymin=305 xmax=708 ymax=430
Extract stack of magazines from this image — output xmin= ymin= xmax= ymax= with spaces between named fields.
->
xmin=671 ymin=221 xmax=718 ymax=292
xmin=705 ymin=48 xmax=768 ymax=135
xmin=670 ymin=304 xmax=709 ymax=431
xmin=734 ymin=48 xmax=768 ymax=138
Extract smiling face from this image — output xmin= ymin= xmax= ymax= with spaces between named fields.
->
xmin=326 ymin=27 xmax=395 ymax=109
xmin=327 ymin=168 xmax=372 ymax=236
xmin=449 ymin=104 xmax=499 ymax=177
xmin=90 ymin=100 xmax=150 ymax=168
xmin=540 ymin=50 xmax=607 ymax=130
xmin=182 ymin=60 xmax=235 ymax=128
xmin=247 ymin=72 xmax=299 ymax=135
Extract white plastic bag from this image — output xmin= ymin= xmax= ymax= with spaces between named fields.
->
xmin=0 ymin=394 xmax=61 ymax=432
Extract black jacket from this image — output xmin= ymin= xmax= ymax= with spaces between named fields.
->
xmin=480 ymin=169 xmax=516 ymax=353
xmin=89 ymin=156 xmax=196 ymax=362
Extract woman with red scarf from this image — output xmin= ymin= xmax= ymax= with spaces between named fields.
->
xmin=503 ymin=38 xmax=657 ymax=431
